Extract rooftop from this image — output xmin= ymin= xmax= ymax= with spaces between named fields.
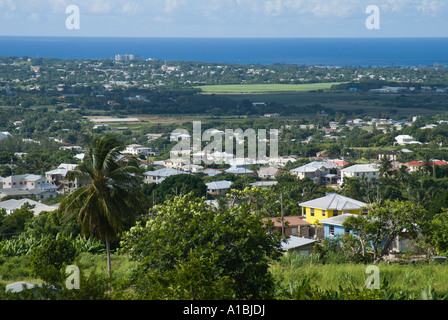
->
xmin=299 ymin=193 xmax=367 ymax=211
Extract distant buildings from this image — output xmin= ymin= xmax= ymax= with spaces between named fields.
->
xmin=395 ymin=135 xmax=421 ymax=146
xmin=115 ymin=54 xmax=143 ymax=62
xmin=0 ymin=174 xmax=58 ymax=200
xmin=143 ymin=167 xmax=191 ymax=184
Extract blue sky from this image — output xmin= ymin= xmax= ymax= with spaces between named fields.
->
xmin=0 ymin=0 xmax=447 ymax=38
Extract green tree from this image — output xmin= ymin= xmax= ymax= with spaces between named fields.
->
xmin=343 ymin=200 xmax=428 ymax=263
xmin=59 ymin=136 xmax=143 ymax=279
xmin=119 ymin=193 xmax=284 ymax=299
xmin=428 ymin=210 xmax=448 ymax=256
xmin=0 ymin=205 xmax=34 ymax=240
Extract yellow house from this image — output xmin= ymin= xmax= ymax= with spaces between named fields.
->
xmin=299 ymin=193 xmax=368 ymax=224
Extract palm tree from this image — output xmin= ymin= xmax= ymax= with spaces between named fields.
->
xmin=378 ymin=155 xmax=393 ymax=178
xmin=59 ymin=136 xmax=143 ymax=279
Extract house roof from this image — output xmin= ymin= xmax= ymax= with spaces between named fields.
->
xmin=225 ymin=167 xmax=254 ymax=174
xmin=340 ymin=164 xmax=378 ymax=173
xmin=250 ymin=181 xmax=278 ymax=187
xmin=5 ymin=281 xmax=42 ymax=293
xmin=258 ymin=167 xmax=281 ymax=175
xmin=299 ymin=193 xmax=367 ymax=211
xmin=202 ymin=169 xmax=223 ymax=176
xmin=290 ymin=161 xmax=337 ymax=173
xmin=319 ymin=213 xmax=357 ymax=226
xmin=46 ymin=168 xmax=70 ymax=176
xmin=281 ymin=236 xmax=316 ymax=251
xmin=264 ymin=216 xmax=310 ymax=228
xmin=22 ymin=174 xmax=44 ymax=182
xmin=408 ymin=160 xmax=448 ymax=167
xmin=0 ymin=198 xmax=59 ymax=215
xmin=206 ymin=180 xmax=233 ymax=190
xmin=143 ymin=167 xmax=190 ymax=177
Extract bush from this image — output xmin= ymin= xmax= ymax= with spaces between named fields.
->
xmin=0 ymin=256 xmax=33 ymax=281
xmin=28 ymin=235 xmax=78 ymax=286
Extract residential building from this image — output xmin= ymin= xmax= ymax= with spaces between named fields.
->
xmin=290 ymin=161 xmax=338 ymax=185
xmin=250 ymin=181 xmax=278 ymax=188
xmin=299 ymin=193 xmax=367 ymax=224
xmin=0 ymin=198 xmax=59 ymax=216
xmin=0 ymin=187 xmax=58 ymax=201
xmin=321 ymin=213 xmax=357 ymax=238
xmin=123 ymin=144 xmax=156 ymax=157
xmin=1 ymin=174 xmax=46 ymax=190
xmin=264 ymin=215 xmax=311 ymax=237
xmin=340 ymin=164 xmax=379 ymax=185
xmin=280 ymin=236 xmax=317 ymax=255
xmin=202 ymin=169 xmax=224 ymax=177
xmin=225 ymin=167 xmax=254 ymax=175
xmin=257 ymin=167 xmax=282 ymax=180
xmin=395 ymin=135 xmax=421 ymax=145
xmin=143 ymin=167 xmax=190 ymax=184
xmin=45 ymin=164 xmax=89 ymax=193
xmin=406 ymin=160 xmax=448 ymax=173
xmin=206 ymin=180 xmax=233 ymax=196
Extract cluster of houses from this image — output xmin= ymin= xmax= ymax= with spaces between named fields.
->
xmin=1 ymin=137 xmax=445 ymax=257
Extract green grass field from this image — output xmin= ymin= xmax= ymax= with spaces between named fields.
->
xmin=197 ymin=82 xmax=344 ymax=94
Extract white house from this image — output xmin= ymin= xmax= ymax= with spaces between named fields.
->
xmin=123 ymin=144 xmax=154 ymax=156
xmin=340 ymin=164 xmax=379 ymax=185
xmin=143 ymin=167 xmax=191 ymax=184
xmin=0 ymin=198 xmax=59 ymax=216
xmin=206 ymin=180 xmax=233 ymax=196
xmin=1 ymin=174 xmax=46 ymax=190
xmin=257 ymin=167 xmax=282 ymax=180
xmin=395 ymin=135 xmax=421 ymax=145
xmin=290 ymin=161 xmax=338 ymax=184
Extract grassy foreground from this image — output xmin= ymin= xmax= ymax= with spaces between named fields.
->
xmin=2 ymin=252 xmax=448 ymax=299
xmin=270 ymin=253 xmax=448 ymax=298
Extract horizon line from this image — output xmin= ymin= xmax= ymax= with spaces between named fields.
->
xmin=1 ymin=35 xmax=448 ymax=40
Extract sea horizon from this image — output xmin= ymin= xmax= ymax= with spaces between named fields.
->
xmin=0 ymin=35 xmax=447 ymax=67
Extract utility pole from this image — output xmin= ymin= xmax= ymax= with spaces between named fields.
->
xmin=280 ymin=193 xmax=284 ymax=237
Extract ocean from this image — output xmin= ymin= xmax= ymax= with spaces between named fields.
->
xmin=0 ymin=36 xmax=447 ymax=67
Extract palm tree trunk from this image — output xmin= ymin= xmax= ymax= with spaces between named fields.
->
xmin=106 ymin=237 xmax=111 ymax=278
xmin=106 ymin=237 xmax=112 ymax=293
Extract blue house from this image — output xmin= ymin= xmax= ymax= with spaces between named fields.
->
xmin=321 ymin=213 xmax=357 ymax=238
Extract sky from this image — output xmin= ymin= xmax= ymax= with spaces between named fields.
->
xmin=0 ymin=0 xmax=447 ymax=38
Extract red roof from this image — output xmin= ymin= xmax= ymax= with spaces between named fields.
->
xmin=263 ymin=216 xmax=310 ymax=227
xmin=408 ymin=161 xmax=448 ymax=166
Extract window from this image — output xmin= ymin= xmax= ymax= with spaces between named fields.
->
xmin=329 ymin=225 xmax=335 ymax=236
xmin=310 ymin=208 xmax=314 ymax=217
xmin=334 ymin=210 xmax=338 ymax=216
xmin=322 ymin=210 xmax=326 ymax=217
